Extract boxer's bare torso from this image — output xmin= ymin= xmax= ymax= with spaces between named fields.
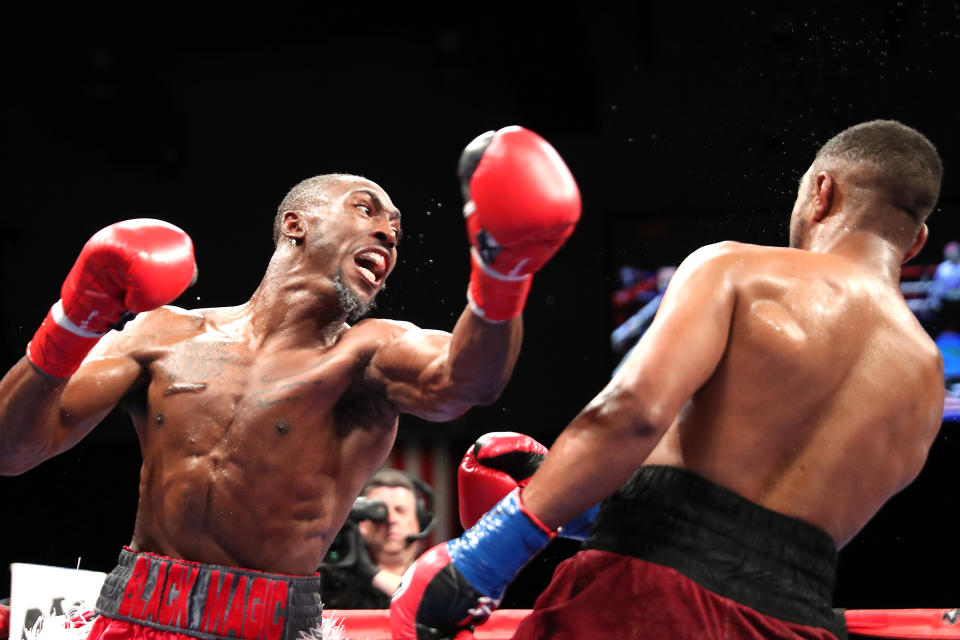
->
xmin=116 ymin=307 xmax=410 ymax=575
xmin=643 ymin=242 xmax=944 ymax=546
xmin=524 ymin=153 xmax=945 ymax=549
xmin=0 ymin=174 xmax=524 ymax=575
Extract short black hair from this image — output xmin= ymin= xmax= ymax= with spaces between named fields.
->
xmin=813 ymin=119 xmax=942 ymax=223
xmin=272 ymin=173 xmax=355 ymax=246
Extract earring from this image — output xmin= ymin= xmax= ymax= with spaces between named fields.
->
xmin=289 ymin=238 xmax=297 ymax=246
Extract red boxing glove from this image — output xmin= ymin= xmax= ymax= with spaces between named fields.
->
xmin=390 ymin=544 xmax=493 ymax=640
xmin=458 ymin=431 xmax=547 ymax=530
xmin=459 ymin=126 xmax=581 ymax=322
xmin=27 ymin=219 xmax=197 ymax=378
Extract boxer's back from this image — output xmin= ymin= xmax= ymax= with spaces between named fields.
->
xmin=644 ymin=243 xmax=944 ymax=546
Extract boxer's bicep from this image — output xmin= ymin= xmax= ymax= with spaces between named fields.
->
xmin=368 ymin=327 xmax=466 ymax=420
xmin=61 ymin=359 xmax=143 ymax=434
xmin=51 ymin=331 xmax=146 ymax=454
xmin=0 ymin=333 xmax=145 ymax=473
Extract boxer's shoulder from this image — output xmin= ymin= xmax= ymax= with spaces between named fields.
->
xmin=347 ymin=317 xmax=438 ymax=350
xmin=686 ymin=242 xmax=844 ymax=287
xmin=682 ymin=240 xmax=754 ymax=269
xmin=94 ymin=305 xmax=206 ymax=358
xmin=671 ymin=241 xmax=755 ymax=289
xmin=351 ymin=317 xmax=420 ymax=334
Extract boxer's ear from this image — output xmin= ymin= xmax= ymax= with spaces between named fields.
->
xmin=281 ymin=210 xmax=306 ymax=243
xmin=811 ymin=172 xmax=834 ymax=223
xmin=902 ymin=223 xmax=929 ymax=264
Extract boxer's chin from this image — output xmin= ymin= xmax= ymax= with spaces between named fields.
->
xmin=333 ymin=269 xmax=379 ymax=323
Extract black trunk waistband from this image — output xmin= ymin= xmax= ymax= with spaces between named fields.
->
xmin=585 ymin=466 xmax=842 ymax=634
xmin=95 ymin=548 xmax=323 ymax=640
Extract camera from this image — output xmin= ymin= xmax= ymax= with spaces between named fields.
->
xmin=320 ymin=496 xmax=387 ymax=567
xmin=349 ymin=497 xmax=388 ymax=523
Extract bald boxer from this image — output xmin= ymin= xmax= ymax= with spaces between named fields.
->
xmin=0 ymin=126 xmax=580 ymax=640
xmin=392 ymin=120 xmax=945 ymax=640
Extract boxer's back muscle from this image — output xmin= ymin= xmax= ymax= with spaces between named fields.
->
xmin=117 ymin=307 xmax=401 ymax=574
xmin=646 ymin=246 xmax=943 ymax=546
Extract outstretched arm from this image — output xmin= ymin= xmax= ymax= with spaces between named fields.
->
xmin=0 ymin=219 xmax=195 ymax=474
xmin=369 ymin=126 xmax=580 ymax=421
xmin=522 ymin=242 xmax=740 ymax=527
xmin=391 ymin=242 xmax=742 ymax=639
xmin=366 ymin=310 xmax=522 ymax=422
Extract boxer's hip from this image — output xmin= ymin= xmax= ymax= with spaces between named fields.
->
xmin=584 ymin=465 xmax=840 ymax=633
xmin=94 ymin=548 xmax=323 ymax=640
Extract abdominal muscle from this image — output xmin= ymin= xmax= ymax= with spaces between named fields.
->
xmin=128 ymin=409 xmax=398 ymax=575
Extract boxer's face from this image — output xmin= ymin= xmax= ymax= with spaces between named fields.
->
xmin=359 ymin=486 xmax=421 ymax=557
xmin=300 ymin=177 xmax=402 ymax=316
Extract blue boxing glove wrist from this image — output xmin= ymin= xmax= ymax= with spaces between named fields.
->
xmin=447 ymin=487 xmax=555 ymax=600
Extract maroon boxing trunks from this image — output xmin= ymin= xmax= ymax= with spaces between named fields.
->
xmin=512 ymin=465 xmax=846 ymax=640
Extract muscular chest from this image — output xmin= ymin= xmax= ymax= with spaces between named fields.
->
xmin=140 ymin=337 xmax=392 ymax=453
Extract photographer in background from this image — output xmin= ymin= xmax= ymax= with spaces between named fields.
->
xmin=320 ymin=468 xmax=435 ymax=608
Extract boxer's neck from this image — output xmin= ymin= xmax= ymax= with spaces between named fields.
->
xmin=804 ymin=219 xmax=908 ymax=284
xmin=237 ymin=257 xmax=350 ymax=350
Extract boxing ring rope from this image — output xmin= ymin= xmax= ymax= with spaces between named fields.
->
xmin=320 ymin=608 xmax=960 ymax=639
xmin=1 ymin=602 xmax=957 ymax=639
xmin=943 ymin=392 xmax=960 ymax=422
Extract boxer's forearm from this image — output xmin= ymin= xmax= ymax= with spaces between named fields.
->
xmin=521 ymin=389 xmax=668 ymax=530
xmin=444 ymin=306 xmax=523 ymax=406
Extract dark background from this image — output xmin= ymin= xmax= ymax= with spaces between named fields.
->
xmin=3 ymin=1 xmax=960 ymax=621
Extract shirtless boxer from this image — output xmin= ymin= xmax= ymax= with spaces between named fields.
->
xmin=0 ymin=126 xmax=580 ymax=640
xmin=391 ymin=120 xmax=945 ymax=640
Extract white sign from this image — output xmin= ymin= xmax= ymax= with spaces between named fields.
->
xmin=9 ymin=563 xmax=106 ymax=640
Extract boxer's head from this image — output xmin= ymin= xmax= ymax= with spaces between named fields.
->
xmin=274 ymin=174 xmax=402 ymax=321
xmin=790 ymin=120 xmax=941 ymax=257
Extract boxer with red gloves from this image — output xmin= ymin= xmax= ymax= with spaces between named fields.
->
xmin=0 ymin=127 xmax=579 ymax=640
xmin=459 ymin=126 xmax=580 ymax=322
xmin=457 ymin=431 xmax=598 ymax=536
xmin=391 ymin=432 xmax=599 ymax=640
xmin=26 ymin=219 xmax=197 ymax=379
xmin=457 ymin=431 xmax=547 ymax=529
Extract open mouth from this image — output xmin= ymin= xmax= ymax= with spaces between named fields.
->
xmin=353 ymin=248 xmax=389 ymax=286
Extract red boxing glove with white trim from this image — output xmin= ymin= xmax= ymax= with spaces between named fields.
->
xmin=459 ymin=126 xmax=581 ymax=322
xmin=27 ymin=219 xmax=197 ymax=378
xmin=458 ymin=431 xmax=547 ymax=531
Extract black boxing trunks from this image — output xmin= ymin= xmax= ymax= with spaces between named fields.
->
xmin=511 ymin=465 xmax=847 ymax=640
xmin=88 ymin=548 xmax=323 ymax=640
